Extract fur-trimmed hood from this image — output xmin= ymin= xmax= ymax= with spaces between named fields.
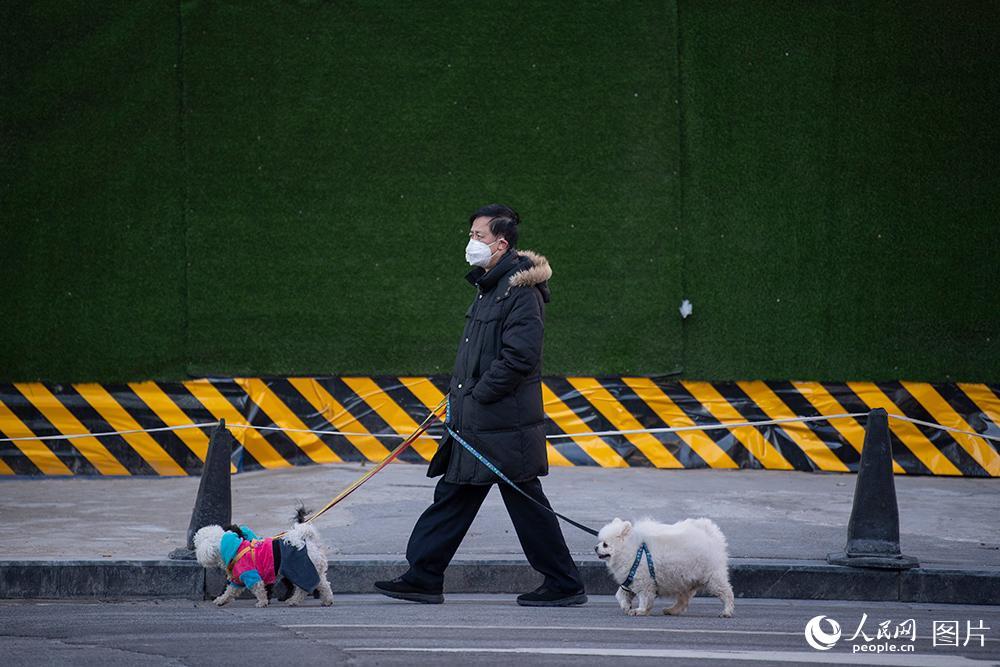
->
xmin=508 ymin=250 xmax=552 ymax=289
xmin=466 ymin=248 xmax=552 ymax=303
xmin=508 ymin=250 xmax=552 ymax=303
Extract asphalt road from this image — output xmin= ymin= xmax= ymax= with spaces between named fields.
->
xmin=1 ymin=595 xmax=997 ymax=666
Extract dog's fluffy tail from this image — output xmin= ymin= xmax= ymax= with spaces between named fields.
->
xmin=294 ymin=503 xmax=310 ymax=525
xmin=284 ymin=503 xmax=319 ymax=550
xmin=284 ymin=521 xmax=320 ymax=550
xmin=693 ymin=518 xmax=728 ymax=551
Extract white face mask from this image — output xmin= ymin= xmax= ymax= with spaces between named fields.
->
xmin=465 ymin=238 xmax=501 ymax=267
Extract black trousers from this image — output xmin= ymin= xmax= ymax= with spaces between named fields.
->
xmin=403 ymin=477 xmax=584 ymax=594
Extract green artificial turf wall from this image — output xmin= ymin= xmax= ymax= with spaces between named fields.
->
xmin=676 ymin=1 xmax=999 ymax=382
xmin=1 ymin=1 xmax=187 ymax=382
xmin=2 ymin=1 xmax=996 ymax=383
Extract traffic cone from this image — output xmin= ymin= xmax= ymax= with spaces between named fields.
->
xmin=168 ymin=419 xmax=234 ymax=560
xmin=827 ymin=408 xmax=919 ymax=569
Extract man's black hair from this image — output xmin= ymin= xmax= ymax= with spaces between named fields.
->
xmin=469 ymin=203 xmax=520 ymax=249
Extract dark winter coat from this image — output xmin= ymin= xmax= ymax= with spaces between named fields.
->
xmin=427 ymin=248 xmax=553 ymax=485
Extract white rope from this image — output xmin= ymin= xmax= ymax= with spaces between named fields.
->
xmin=0 ymin=412 xmax=997 ymax=443
xmin=0 ymin=422 xmax=219 ymax=443
xmin=221 ymin=413 xmax=1000 ymax=443
xmin=542 ymin=413 xmax=998 ymax=443
xmin=543 ymin=412 xmax=870 ymax=439
xmin=886 ymin=413 xmax=1000 ymax=443
xmin=225 ymin=423 xmax=442 ymax=440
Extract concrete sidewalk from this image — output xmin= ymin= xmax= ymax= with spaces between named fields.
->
xmin=1 ymin=465 xmax=997 ymax=603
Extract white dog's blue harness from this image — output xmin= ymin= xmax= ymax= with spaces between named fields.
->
xmin=619 ymin=542 xmax=656 ymax=594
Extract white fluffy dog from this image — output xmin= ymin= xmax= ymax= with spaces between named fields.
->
xmin=595 ymin=517 xmax=734 ymax=618
xmin=194 ymin=516 xmax=333 ymax=608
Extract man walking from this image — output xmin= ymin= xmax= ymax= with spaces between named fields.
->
xmin=374 ymin=204 xmax=586 ymax=606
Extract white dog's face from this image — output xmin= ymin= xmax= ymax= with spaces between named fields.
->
xmin=595 ymin=518 xmax=632 ymax=561
xmin=193 ymin=524 xmax=226 ymax=569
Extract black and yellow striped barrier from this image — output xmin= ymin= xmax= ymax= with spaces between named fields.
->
xmin=0 ymin=378 xmax=996 ymax=477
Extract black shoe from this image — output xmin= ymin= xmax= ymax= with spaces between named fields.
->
xmin=374 ymin=576 xmax=444 ymax=604
xmin=516 ymin=586 xmax=587 ymax=607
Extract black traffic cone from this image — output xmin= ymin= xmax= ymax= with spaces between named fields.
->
xmin=168 ymin=419 xmax=234 ymax=560
xmin=827 ymin=408 xmax=919 ymax=569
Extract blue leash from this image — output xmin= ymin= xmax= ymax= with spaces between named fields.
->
xmin=618 ymin=542 xmax=656 ymax=594
xmin=443 ymin=395 xmax=600 ymax=537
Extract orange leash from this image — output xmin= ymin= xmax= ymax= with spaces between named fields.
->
xmin=272 ymin=396 xmax=448 ymax=538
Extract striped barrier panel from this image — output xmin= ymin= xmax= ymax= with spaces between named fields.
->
xmin=0 ymin=378 xmax=996 ymax=477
